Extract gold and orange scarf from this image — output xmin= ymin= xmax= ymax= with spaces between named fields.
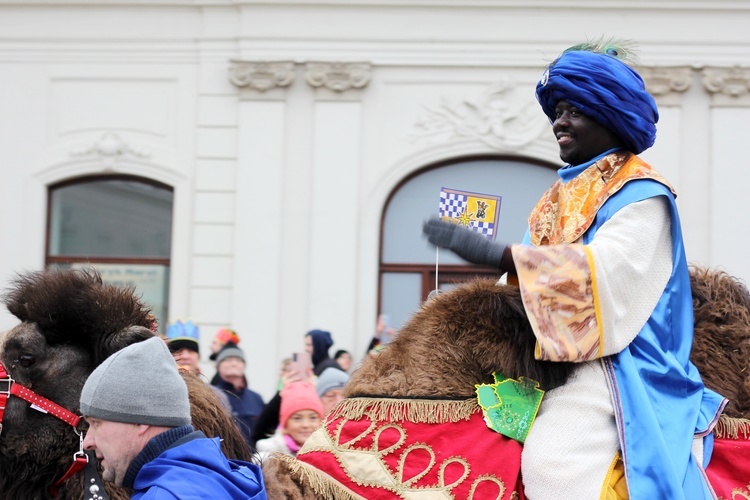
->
xmin=527 ymin=151 xmax=673 ymax=246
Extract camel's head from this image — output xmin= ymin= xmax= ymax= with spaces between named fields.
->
xmin=0 ymin=268 xmax=154 ymax=498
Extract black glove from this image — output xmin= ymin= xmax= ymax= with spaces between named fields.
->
xmin=422 ymin=217 xmax=515 ymax=273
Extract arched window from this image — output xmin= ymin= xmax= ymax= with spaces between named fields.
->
xmin=46 ymin=175 xmax=174 ymax=331
xmin=379 ymin=156 xmax=558 ymax=330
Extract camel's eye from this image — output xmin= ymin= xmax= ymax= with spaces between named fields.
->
xmin=16 ymin=355 xmax=36 ymax=368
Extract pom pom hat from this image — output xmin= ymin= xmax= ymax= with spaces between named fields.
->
xmin=80 ymin=337 xmax=192 ymax=427
xmin=214 ymin=327 xmax=240 ymax=347
xmin=280 ymin=381 xmax=324 ymax=427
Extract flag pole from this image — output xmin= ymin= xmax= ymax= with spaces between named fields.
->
xmin=435 ymin=247 xmax=439 ymax=292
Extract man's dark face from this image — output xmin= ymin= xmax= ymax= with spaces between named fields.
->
xmin=553 ymin=101 xmax=623 ymax=166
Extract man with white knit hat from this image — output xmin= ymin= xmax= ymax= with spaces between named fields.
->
xmin=316 ymin=367 xmax=349 ymax=414
xmin=80 ymin=336 xmax=267 ymax=499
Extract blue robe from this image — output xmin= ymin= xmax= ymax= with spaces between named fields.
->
xmin=521 ymin=151 xmax=726 ymax=497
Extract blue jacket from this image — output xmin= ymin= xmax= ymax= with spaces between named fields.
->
xmin=213 ymin=379 xmax=265 ymax=444
xmin=127 ymin=427 xmax=267 ymax=499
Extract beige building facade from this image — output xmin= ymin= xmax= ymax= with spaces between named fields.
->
xmin=1 ymin=0 xmax=749 ymax=398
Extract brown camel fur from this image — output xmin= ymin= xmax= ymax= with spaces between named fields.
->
xmin=689 ymin=266 xmax=750 ymax=419
xmin=346 ymin=278 xmax=574 ymax=399
xmin=0 ymin=268 xmax=253 ymax=500
xmin=262 ymin=266 xmax=750 ymax=499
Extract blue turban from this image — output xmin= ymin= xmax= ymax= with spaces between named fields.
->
xmin=535 ymin=50 xmax=658 ymax=155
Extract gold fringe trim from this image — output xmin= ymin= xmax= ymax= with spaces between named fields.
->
xmin=328 ymin=397 xmax=479 ymax=424
xmin=277 ymin=453 xmax=367 ymax=500
xmin=713 ymin=414 xmax=750 ymax=440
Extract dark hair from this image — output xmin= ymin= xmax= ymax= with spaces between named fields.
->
xmin=334 ymin=349 xmax=350 ymax=360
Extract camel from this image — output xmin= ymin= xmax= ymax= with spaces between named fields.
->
xmin=0 ymin=268 xmax=252 ymax=499
xmin=261 ymin=267 xmax=750 ymax=499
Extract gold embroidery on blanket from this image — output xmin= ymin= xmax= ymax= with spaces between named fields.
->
xmin=277 ymin=456 xmax=368 ymax=500
xmin=299 ymin=408 xmax=509 ymax=499
xmin=469 ymin=476 xmax=506 ymax=499
xmin=528 ymin=151 xmax=674 ymax=246
xmin=515 ymin=244 xmax=602 ymax=362
xmin=398 ymin=444 xmax=436 ymax=486
xmin=729 ymin=485 xmax=750 ymax=500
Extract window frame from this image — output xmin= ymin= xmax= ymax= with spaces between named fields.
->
xmin=377 ymin=154 xmax=558 ymax=315
xmin=45 ymin=174 xmax=173 ymax=268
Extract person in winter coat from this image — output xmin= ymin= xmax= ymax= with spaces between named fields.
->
xmin=211 ymin=343 xmax=266 ymax=446
xmin=80 ymin=336 xmax=267 ymax=499
xmin=252 ymin=330 xmax=336 ymax=445
xmin=305 ymin=329 xmax=342 ymax=376
xmin=255 ymin=381 xmax=323 ymax=459
xmin=316 ymin=367 xmax=350 ymax=414
xmin=165 ymin=319 xmax=202 ymax=374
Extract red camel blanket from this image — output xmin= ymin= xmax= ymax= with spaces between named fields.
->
xmin=276 ymin=400 xmax=747 ymax=499
xmin=281 ymin=398 xmax=525 ymax=500
xmin=706 ymin=417 xmax=750 ymax=499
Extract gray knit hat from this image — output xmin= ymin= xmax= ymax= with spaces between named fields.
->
xmin=80 ymin=336 xmax=191 ymax=427
xmin=316 ymin=367 xmax=350 ymax=398
xmin=215 ymin=344 xmax=245 ymax=366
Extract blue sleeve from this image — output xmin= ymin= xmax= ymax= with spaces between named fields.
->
xmin=133 ymin=487 xmax=181 ymax=500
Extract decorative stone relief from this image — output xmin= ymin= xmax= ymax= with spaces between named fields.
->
xmin=304 ymin=62 xmax=371 ymax=92
xmin=408 ymin=79 xmax=549 ymax=150
xmin=702 ymin=66 xmax=750 ymax=97
xmin=639 ymin=66 xmax=693 ymax=96
xmin=70 ymin=131 xmax=150 ymax=167
xmin=229 ymin=61 xmax=295 ymax=92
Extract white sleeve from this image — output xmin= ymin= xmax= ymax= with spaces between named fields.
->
xmin=590 ymin=196 xmax=673 ymax=356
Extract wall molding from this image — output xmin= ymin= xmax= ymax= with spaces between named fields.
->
xmin=407 ymin=79 xmax=549 ymax=151
xmin=228 ymin=60 xmax=295 ymax=92
xmin=304 ymin=62 xmax=372 ymax=92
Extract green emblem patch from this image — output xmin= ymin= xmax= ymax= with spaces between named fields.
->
xmin=475 ymin=372 xmax=544 ymax=443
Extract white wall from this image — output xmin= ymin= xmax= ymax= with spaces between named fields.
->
xmin=1 ymin=0 xmax=750 ymax=399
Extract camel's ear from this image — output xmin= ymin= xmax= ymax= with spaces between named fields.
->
xmin=92 ymin=326 xmax=157 ymax=366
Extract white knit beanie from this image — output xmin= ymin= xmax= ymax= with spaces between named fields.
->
xmin=215 ymin=344 xmax=245 ymax=366
xmin=316 ymin=367 xmax=350 ymax=398
xmin=80 ymin=336 xmax=191 ymax=427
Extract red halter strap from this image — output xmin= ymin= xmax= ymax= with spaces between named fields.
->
xmin=49 ymin=430 xmax=89 ymax=498
xmin=0 ymin=361 xmax=81 ymax=431
xmin=0 ymin=361 xmax=87 ymax=496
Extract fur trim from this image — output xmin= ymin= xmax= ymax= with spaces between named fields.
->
xmin=713 ymin=414 xmax=750 ymax=440
xmin=3 ymin=267 xmax=155 ymax=364
xmin=690 ymin=265 xmax=750 ymax=419
xmin=327 ymin=397 xmax=478 ymax=424
xmin=275 ymin=454 xmax=366 ymax=500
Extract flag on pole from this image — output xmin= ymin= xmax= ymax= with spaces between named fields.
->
xmin=439 ymin=187 xmax=502 ymax=241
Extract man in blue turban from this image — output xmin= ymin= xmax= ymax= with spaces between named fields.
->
xmin=423 ymin=42 xmax=726 ymax=498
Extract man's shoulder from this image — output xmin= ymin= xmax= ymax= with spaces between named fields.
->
xmin=247 ymin=388 xmax=264 ymax=403
xmin=608 ymin=177 xmax=676 ymax=207
xmin=136 ymin=439 xmax=267 ymax=499
xmin=132 ymin=487 xmax=180 ymax=500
